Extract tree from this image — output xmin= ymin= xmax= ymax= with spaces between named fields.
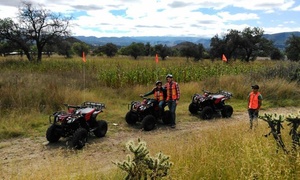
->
xmin=0 ymin=1 xmax=72 ymax=62
xmin=126 ymin=42 xmax=145 ymax=59
xmin=176 ymin=42 xmax=204 ymax=61
xmin=285 ymin=34 xmax=300 ymax=61
xmin=101 ymin=43 xmax=118 ymax=57
xmin=72 ymin=42 xmax=90 ymax=57
xmin=270 ymin=48 xmax=284 ymax=60
xmin=154 ymin=44 xmax=170 ymax=60
xmin=209 ymin=27 xmax=275 ymax=62
xmin=144 ymin=42 xmax=152 ymax=56
xmin=209 ymin=34 xmax=226 ymax=60
xmin=239 ymin=27 xmax=269 ymax=61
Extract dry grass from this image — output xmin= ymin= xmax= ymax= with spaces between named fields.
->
xmin=1 ymin=57 xmax=300 ymax=179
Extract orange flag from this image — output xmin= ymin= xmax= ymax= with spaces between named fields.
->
xmin=155 ymin=54 xmax=159 ymax=63
xmin=222 ymin=54 xmax=227 ymax=62
xmin=82 ymin=51 xmax=86 ymax=63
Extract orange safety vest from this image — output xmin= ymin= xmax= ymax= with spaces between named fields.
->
xmin=248 ymin=92 xmax=261 ymax=109
xmin=154 ymin=89 xmax=164 ymax=101
xmin=165 ymin=82 xmax=178 ymax=101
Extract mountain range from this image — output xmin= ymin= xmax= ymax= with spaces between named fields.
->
xmin=75 ymin=31 xmax=300 ymax=49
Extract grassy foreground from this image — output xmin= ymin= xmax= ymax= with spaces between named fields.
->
xmin=0 ymin=56 xmax=300 ymax=179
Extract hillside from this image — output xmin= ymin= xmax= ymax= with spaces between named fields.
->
xmin=74 ymin=31 xmax=300 ymax=49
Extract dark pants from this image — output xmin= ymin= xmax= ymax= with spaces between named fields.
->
xmin=248 ymin=109 xmax=259 ymax=129
xmin=167 ymin=100 xmax=177 ymax=126
xmin=157 ymin=100 xmax=165 ymax=117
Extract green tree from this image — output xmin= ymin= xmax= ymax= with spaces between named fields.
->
xmin=101 ymin=43 xmax=118 ymax=57
xmin=144 ymin=42 xmax=152 ymax=56
xmin=209 ymin=34 xmax=226 ymax=60
xmin=72 ymin=42 xmax=89 ymax=57
xmin=0 ymin=1 xmax=72 ymax=62
xmin=239 ymin=27 xmax=271 ymax=61
xmin=285 ymin=34 xmax=300 ymax=61
xmin=177 ymin=42 xmax=204 ymax=61
xmin=270 ymin=48 xmax=284 ymax=60
xmin=126 ymin=42 xmax=145 ymax=59
xmin=209 ymin=27 xmax=275 ymax=62
xmin=154 ymin=44 xmax=170 ymax=60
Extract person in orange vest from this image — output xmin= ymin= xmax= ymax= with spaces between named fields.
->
xmin=140 ymin=80 xmax=166 ymax=117
xmin=248 ymin=85 xmax=263 ymax=129
xmin=164 ymin=74 xmax=180 ymax=128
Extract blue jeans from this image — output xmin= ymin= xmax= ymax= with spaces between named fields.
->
xmin=167 ymin=100 xmax=177 ymax=125
xmin=158 ymin=101 xmax=165 ymax=117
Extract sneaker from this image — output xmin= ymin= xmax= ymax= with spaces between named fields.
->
xmin=171 ymin=125 xmax=176 ymax=128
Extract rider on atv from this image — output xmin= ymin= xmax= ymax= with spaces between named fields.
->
xmin=140 ymin=80 xmax=167 ymax=118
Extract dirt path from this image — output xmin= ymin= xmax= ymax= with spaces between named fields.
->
xmin=0 ymin=107 xmax=297 ymax=179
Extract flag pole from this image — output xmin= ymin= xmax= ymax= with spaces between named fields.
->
xmin=155 ymin=53 xmax=159 ymax=80
xmin=82 ymin=51 xmax=86 ymax=101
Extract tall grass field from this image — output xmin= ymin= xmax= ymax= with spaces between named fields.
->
xmin=0 ymin=55 xmax=300 ymax=179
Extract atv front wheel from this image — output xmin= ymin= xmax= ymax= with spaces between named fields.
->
xmin=141 ymin=115 xmax=156 ymax=131
xmin=221 ymin=105 xmax=233 ymax=118
xmin=162 ymin=110 xmax=172 ymax=124
xmin=93 ymin=120 xmax=108 ymax=137
xmin=125 ymin=111 xmax=138 ymax=124
xmin=201 ymin=106 xmax=213 ymax=120
xmin=46 ymin=125 xmax=61 ymax=143
xmin=72 ymin=128 xmax=88 ymax=149
xmin=188 ymin=103 xmax=198 ymax=114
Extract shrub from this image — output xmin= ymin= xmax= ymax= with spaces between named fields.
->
xmin=114 ymin=138 xmax=173 ymax=180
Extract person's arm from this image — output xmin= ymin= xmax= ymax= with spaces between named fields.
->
xmin=247 ymin=93 xmax=250 ymax=109
xmin=141 ymin=88 xmax=155 ymax=97
xmin=258 ymin=94 xmax=263 ymax=109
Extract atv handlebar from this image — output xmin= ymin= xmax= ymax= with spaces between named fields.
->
xmin=64 ymin=102 xmax=106 ymax=111
xmin=202 ymin=90 xmax=232 ymax=97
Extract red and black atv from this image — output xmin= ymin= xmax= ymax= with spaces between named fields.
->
xmin=125 ymin=97 xmax=172 ymax=131
xmin=46 ymin=102 xmax=108 ymax=149
xmin=189 ymin=90 xmax=233 ymax=120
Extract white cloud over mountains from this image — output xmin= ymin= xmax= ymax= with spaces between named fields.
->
xmin=0 ymin=0 xmax=299 ymax=38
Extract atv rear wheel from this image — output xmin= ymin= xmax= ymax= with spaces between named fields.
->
xmin=141 ymin=115 xmax=156 ymax=131
xmin=162 ymin=110 xmax=172 ymax=124
xmin=72 ymin=128 xmax=88 ymax=149
xmin=201 ymin=106 xmax=213 ymax=120
xmin=221 ymin=105 xmax=233 ymax=118
xmin=188 ymin=103 xmax=198 ymax=114
xmin=125 ymin=111 xmax=138 ymax=124
xmin=46 ymin=125 xmax=61 ymax=143
xmin=93 ymin=120 xmax=108 ymax=137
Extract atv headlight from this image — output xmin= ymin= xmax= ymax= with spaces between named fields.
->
xmin=192 ymin=96 xmax=198 ymax=103
xmin=131 ymin=104 xmax=138 ymax=111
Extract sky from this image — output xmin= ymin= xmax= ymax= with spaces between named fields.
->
xmin=0 ymin=0 xmax=299 ymax=38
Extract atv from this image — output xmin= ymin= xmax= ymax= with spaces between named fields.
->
xmin=46 ymin=101 xmax=108 ymax=149
xmin=189 ymin=90 xmax=233 ymax=120
xmin=125 ymin=97 xmax=172 ymax=131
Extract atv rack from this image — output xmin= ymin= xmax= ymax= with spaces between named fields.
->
xmin=63 ymin=102 xmax=106 ymax=112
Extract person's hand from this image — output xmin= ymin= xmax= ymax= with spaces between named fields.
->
xmin=176 ymin=100 xmax=179 ymax=105
xmin=139 ymin=94 xmax=144 ymax=97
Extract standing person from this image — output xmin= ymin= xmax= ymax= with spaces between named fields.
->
xmin=140 ymin=81 xmax=166 ymax=118
xmin=248 ymin=85 xmax=263 ymax=129
xmin=164 ymin=74 xmax=180 ymax=128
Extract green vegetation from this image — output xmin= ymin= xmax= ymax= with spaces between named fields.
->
xmin=0 ymin=56 xmax=300 ymax=179
xmin=114 ymin=138 xmax=172 ymax=179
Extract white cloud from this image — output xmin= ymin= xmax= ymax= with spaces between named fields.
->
xmin=0 ymin=0 xmax=299 ymax=37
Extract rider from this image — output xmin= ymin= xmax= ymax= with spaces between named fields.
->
xmin=140 ymin=80 xmax=167 ymax=117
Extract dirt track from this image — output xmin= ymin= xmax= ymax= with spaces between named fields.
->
xmin=0 ymin=107 xmax=297 ymax=179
